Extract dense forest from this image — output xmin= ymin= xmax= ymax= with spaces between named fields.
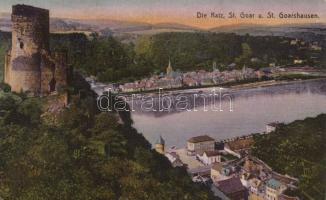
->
xmin=252 ymin=114 xmax=326 ymax=200
xmin=1 ymin=31 xmax=323 ymax=83
xmin=0 ymin=76 xmax=214 ymax=199
xmin=134 ymin=32 xmax=298 ymax=71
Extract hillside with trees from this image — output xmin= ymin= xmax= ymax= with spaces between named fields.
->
xmin=252 ymin=114 xmax=326 ymax=200
xmin=0 ymin=31 xmax=324 ymax=83
xmin=0 ymin=77 xmax=214 ymax=199
xmin=50 ymin=32 xmax=323 ymax=83
xmin=134 ymin=32 xmax=298 ymax=71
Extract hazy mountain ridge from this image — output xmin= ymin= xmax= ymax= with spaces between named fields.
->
xmin=1 ymin=12 xmax=325 ymax=38
xmin=210 ymin=23 xmax=326 ymax=41
xmin=0 ymin=13 xmax=198 ymax=35
xmin=0 ymin=12 xmax=10 ymax=32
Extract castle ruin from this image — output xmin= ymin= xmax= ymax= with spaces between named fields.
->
xmin=4 ymin=4 xmax=69 ymax=97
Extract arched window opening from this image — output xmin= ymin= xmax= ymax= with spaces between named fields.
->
xmin=49 ymin=78 xmax=56 ymax=92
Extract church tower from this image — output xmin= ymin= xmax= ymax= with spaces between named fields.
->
xmin=166 ymin=59 xmax=173 ymax=78
xmin=155 ymin=135 xmax=165 ymax=154
xmin=242 ymin=64 xmax=247 ymax=79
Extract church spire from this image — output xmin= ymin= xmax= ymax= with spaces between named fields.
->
xmin=155 ymin=135 xmax=165 ymax=154
xmin=166 ymin=58 xmax=173 ymax=77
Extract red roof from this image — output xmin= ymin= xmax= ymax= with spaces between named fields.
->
xmin=216 ymin=177 xmax=246 ymax=195
xmin=188 ymin=135 xmax=215 ymax=143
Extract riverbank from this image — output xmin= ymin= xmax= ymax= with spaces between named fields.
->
xmin=119 ymin=77 xmax=326 ymax=96
xmin=228 ymin=77 xmax=326 ymax=92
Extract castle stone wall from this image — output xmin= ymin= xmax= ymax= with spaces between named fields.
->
xmin=40 ymin=53 xmax=55 ymax=95
xmin=7 ymin=5 xmax=49 ymax=95
xmin=5 ymin=4 xmax=69 ymax=98
xmin=54 ymin=51 xmax=68 ymax=91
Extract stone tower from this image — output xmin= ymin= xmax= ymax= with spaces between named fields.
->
xmin=155 ymin=135 xmax=165 ymax=154
xmin=4 ymin=4 xmax=69 ymax=97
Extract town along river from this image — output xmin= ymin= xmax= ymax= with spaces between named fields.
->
xmin=129 ymin=79 xmax=326 ymax=148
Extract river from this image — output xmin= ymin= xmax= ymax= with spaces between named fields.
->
xmin=130 ymin=79 xmax=326 ymax=147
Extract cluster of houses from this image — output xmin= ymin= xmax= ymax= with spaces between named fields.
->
xmin=86 ymin=59 xmax=324 ymax=95
xmin=84 ymin=38 xmax=324 ymax=95
xmin=290 ymin=39 xmax=322 ymax=64
xmin=155 ymin=122 xmax=300 ymax=200
xmin=290 ymin=39 xmax=322 ymax=51
xmin=113 ymin=62 xmax=259 ymax=93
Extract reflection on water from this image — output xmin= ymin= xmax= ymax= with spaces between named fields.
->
xmin=131 ymin=79 xmax=326 ymax=147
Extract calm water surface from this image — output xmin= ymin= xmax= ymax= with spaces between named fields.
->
xmin=130 ymin=79 xmax=326 ymax=147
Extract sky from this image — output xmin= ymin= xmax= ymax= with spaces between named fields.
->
xmin=0 ymin=0 xmax=325 ymax=28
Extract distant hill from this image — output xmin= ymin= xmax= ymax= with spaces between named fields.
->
xmin=0 ymin=13 xmax=198 ymax=35
xmin=58 ymin=19 xmax=200 ymax=35
xmin=1 ymin=11 xmax=325 ymax=39
xmin=0 ymin=12 xmax=11 ymax=32
xmin=152 ymin=23 xmax=200 ymax=31
xmin=50 ymin=18 xmax=97 ymax=32
xmin=210 ymin=23 xmax=326 ymax=34
xmin=210 ymin=23 xmax=326 ymax=41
